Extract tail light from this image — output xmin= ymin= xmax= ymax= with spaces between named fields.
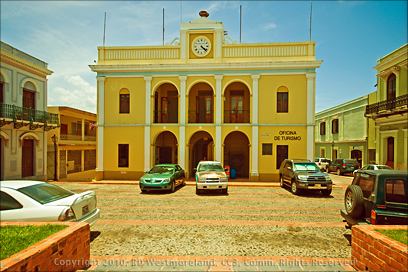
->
xmin=370 ymin=209 xmax=376 ymax=224
xmin=358 ymin=165 xmax=360 ymax=168
xmin=58 ymin=207 xmax=76 ymax=221
xmin=318 ymin=162 xmax=321 ymax=165
xmin=342 ymin=164 xmax=346 ymax=168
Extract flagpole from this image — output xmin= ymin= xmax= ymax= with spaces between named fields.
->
xmin=309 ymin=2 xmax=312 ymax=41
xmin=103 ymin=12 xmax=106 ymax=46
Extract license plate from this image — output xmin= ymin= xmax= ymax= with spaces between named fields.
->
xmin=210 ymin=185 xmax=218 ymax=189
xmin=82 ymin=205 xmax=89 ymax=215
xmin=314 ymin=184 xmax=321 ymax=188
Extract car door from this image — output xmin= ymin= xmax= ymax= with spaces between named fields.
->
xmin=282 ymin=162 xmax=292 ymax=184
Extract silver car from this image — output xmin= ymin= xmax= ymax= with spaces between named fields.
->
xmin=1 ymin=181 xmax=100 ymax=226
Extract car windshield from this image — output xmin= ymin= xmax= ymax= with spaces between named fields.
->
xmin=149 ymin=166 xmax=174 ymax=174
xmin=198 ymin=163 xmax=223 ymax=172
xmin=18 ymin=183 xmax=75 ymax=205
xmin=293 ymin=163 xmax=320 ymax=172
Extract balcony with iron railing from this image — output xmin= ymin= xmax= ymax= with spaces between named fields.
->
xmin=365 ymin=94 xmax=408 ymax=119
xmin=0 ymin=102 xmax=59 ymax=130
xmin=153 ymin=110 xmax=178 ymax=123
xmin=188 ymin=110 xmax=214 ymax=124
xmin=60 ymin=134 xmax=96 ymax=142
xmin=223 ymin=110 xmax=250 ymax=123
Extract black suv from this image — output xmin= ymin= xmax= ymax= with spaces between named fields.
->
xmin=326 ymin=159 xmax=360 ymax=175
xmin=279 ymin=159 xmax=333 ymax=195
xmin=341 ymin=170 xmax=408 ymax=228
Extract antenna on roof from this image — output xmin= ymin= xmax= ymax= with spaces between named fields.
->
xmin=239 ymin=5 xmax=242 ymax=43
xmin=163 ymin=8 xmax=165 ymax=46
xmin=309 ymin=2 xmax=312 ymax=41
xmin=103 ymin=12 xmax=106 ymax=46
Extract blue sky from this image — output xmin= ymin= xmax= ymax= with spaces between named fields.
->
xmin=1 ymin=1 xmax=407 ymax=114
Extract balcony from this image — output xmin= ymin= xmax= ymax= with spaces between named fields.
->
xmin=0 ymin=102 xmax=59 ymax=130
xmin=188 ymin=110 xmax=214 ymax=123
xmin=153 ymin=110 xmax=178 ymax=123
xmin=224 ymin=110 xmax=250 ymax=123
xmin=365 ymin=94 xmax=408 ymax=119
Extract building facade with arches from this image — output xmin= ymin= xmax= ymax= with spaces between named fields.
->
xmin=365 ymin=44 xmax=408 ymax=170
xmin=0 ymin=41 xmax=58 ymax=180
xmin=90 ymin=11 xmax=323 ymax=181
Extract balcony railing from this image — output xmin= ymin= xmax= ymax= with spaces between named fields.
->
xmin=224 ymin=110 xmax=250 ymax=123
xmin=0 ymin=103 xmax=59 ymax=129
xmin=60 ymin=134 xmax=82 ymax=141
xmin=153 ymin=110 xmax=178 ymax=123
xmin=365 ymin=94 xmax=408 ymax=117
xmin=188 ymin=110 xmax=214 ymax=123
xmin=84 ymin=135 xmax=96 ymax=141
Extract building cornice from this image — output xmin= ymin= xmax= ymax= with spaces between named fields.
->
xmin=89 ymin=60 xmax=323 ymax=73
xmin=1 ymin=50 xmax=53 ymax=77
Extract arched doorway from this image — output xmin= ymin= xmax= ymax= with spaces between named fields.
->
xmin=351 ymin=150 xmax=362 ymax=167
xmin=154 ymin=83 xmax=179 ymax=123
xmin=386 ymin=137 xmax=394 ymax=169
xmin=189 ymin=131 xmax=214 ymax=178
xmin=154 ymin=131 xmax=178 ymax=165
xmin=224 ymin=131 xmax=249 ymax=178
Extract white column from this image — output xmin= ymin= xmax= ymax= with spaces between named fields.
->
xmin=179 ymin=76 xmax=187 ymax=171
xmin=179 ymin=76 xmax=187 ymax=125
xmin=81 ymin=118 xmax=85 ymax=141
xmin=306 ymin=73 xmax=316 ymax=161
xmin=251 ymin=75 xmax=260 ymax=125
xmin=179 ymin=127 xmax=186 ymax=170
xmin=96 ymin=76 xmax=105 ymax=172
xmin=394 ymin=69 xmax=400 ymax=97
xmin=215 ymin=75 xmax=223 ymax=125
xmin=251 ymin=126 xmax=259 ymax=178
xmin=251 ymin=75 xmax=260 ymax=178
xmin=144 ymin=76 xmax=152 ymax=124
xmin=216 ymin=126 xmax=222 ymax=162
xmin=144 ymin=76 xmax=152 ymax=171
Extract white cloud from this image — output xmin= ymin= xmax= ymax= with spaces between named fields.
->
xmin=49 ymin=75 xmax=96 ymax=114
xmin=264 ymin=23 xmax=278 ymax=30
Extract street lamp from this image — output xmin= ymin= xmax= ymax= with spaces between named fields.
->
xmin=52 ymin=134 xmax=58 ymax=181
xmin=331 ymin=140 xmax=335 ymax=161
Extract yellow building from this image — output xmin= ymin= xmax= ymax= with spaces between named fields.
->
xmin=90 ymin=11 xmax=323 ymax=181
xmin=1 ymin=41 xmax=58 ymax=181
xmin=47 ymin=107 xmax=97 ymax=181
xmin=366 ymin=44 xmax=408 ymax=170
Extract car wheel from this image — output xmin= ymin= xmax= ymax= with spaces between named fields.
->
xmin=326 ymin=167 xmax=329 ymax=173
xmin=344 ymin=185 xmax=364 ymax=218
xmin=170 ymin=181 xmax=175 ymax=193
xmin=280 ymin=176 xmax=285 ymax=188
xmin=291 ymin=181 xmax=300 ymax=195
xmin=337 ymin=168 xmax=342 ymax=175
xmin=321 ymin=189 xmax=332 ymax=196
xmin=182 ymin=178 xmax=186 ymax=186
xmin=195 ymin=187 xmax=200 ymax=195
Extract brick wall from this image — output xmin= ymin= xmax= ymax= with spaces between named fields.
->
xmin=0 ymin=222 xmax=90 ymax=272
xmin=351 ymin=225 xmax=408 ymax=272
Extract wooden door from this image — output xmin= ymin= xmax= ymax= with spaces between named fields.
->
xmin=22 ymin=139 xmax=34 ymax=178
xmin=276 ymin=145 xmax=288 ymax=169
xmin=231 ymin=95 xmax=244 ymax=123
xmin=23 ymin=90 xmax=35 ymax=109
xmin=161 ymin=97 xmax=168 ymax=123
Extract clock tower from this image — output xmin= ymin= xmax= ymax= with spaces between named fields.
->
xmin=179 ymin=10 xmax=224 ymax=60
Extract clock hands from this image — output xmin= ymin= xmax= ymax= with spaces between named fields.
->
xmin=200 ymin=45 xmax=208 ymax=52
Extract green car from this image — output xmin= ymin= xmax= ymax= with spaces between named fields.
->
xmin=139 ymin=164 xmax=186 ymax=193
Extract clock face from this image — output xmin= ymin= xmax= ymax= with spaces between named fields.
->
xmin=193 ymin=37 xmax=211 ymax=57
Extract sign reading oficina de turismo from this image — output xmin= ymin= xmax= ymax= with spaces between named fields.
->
xmin=274 ymin=131 xmax=301 ymax=141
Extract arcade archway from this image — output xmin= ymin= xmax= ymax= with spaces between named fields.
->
xmin=189 ymin=131 xmax=214 ymax=178
xmin=224 ymin=131 xmax=249 ymax=178
xmin=154 ymin=131 xmax=178 ymax=165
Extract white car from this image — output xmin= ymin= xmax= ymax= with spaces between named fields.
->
xmin=353 ymin=164 xmax=393 ymax=176
xmin=195 ymin=161 xmax=228 ymax=194
xmin=315 ymin=158 xmax=331 ymax=171
xmin=0 ymin=181 xmax=100 ymax=226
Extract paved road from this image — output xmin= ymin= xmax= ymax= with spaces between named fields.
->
xmin=56 ymin=182 xmax=355 ymax=272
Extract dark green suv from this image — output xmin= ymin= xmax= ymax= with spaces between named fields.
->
xmin=326 ymin=158 xmax=360 ymax=175
xmin=279 ymin=159 xmax=333 ymax=195
xmin=341 ymin=170 xmax=408 ymax=228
